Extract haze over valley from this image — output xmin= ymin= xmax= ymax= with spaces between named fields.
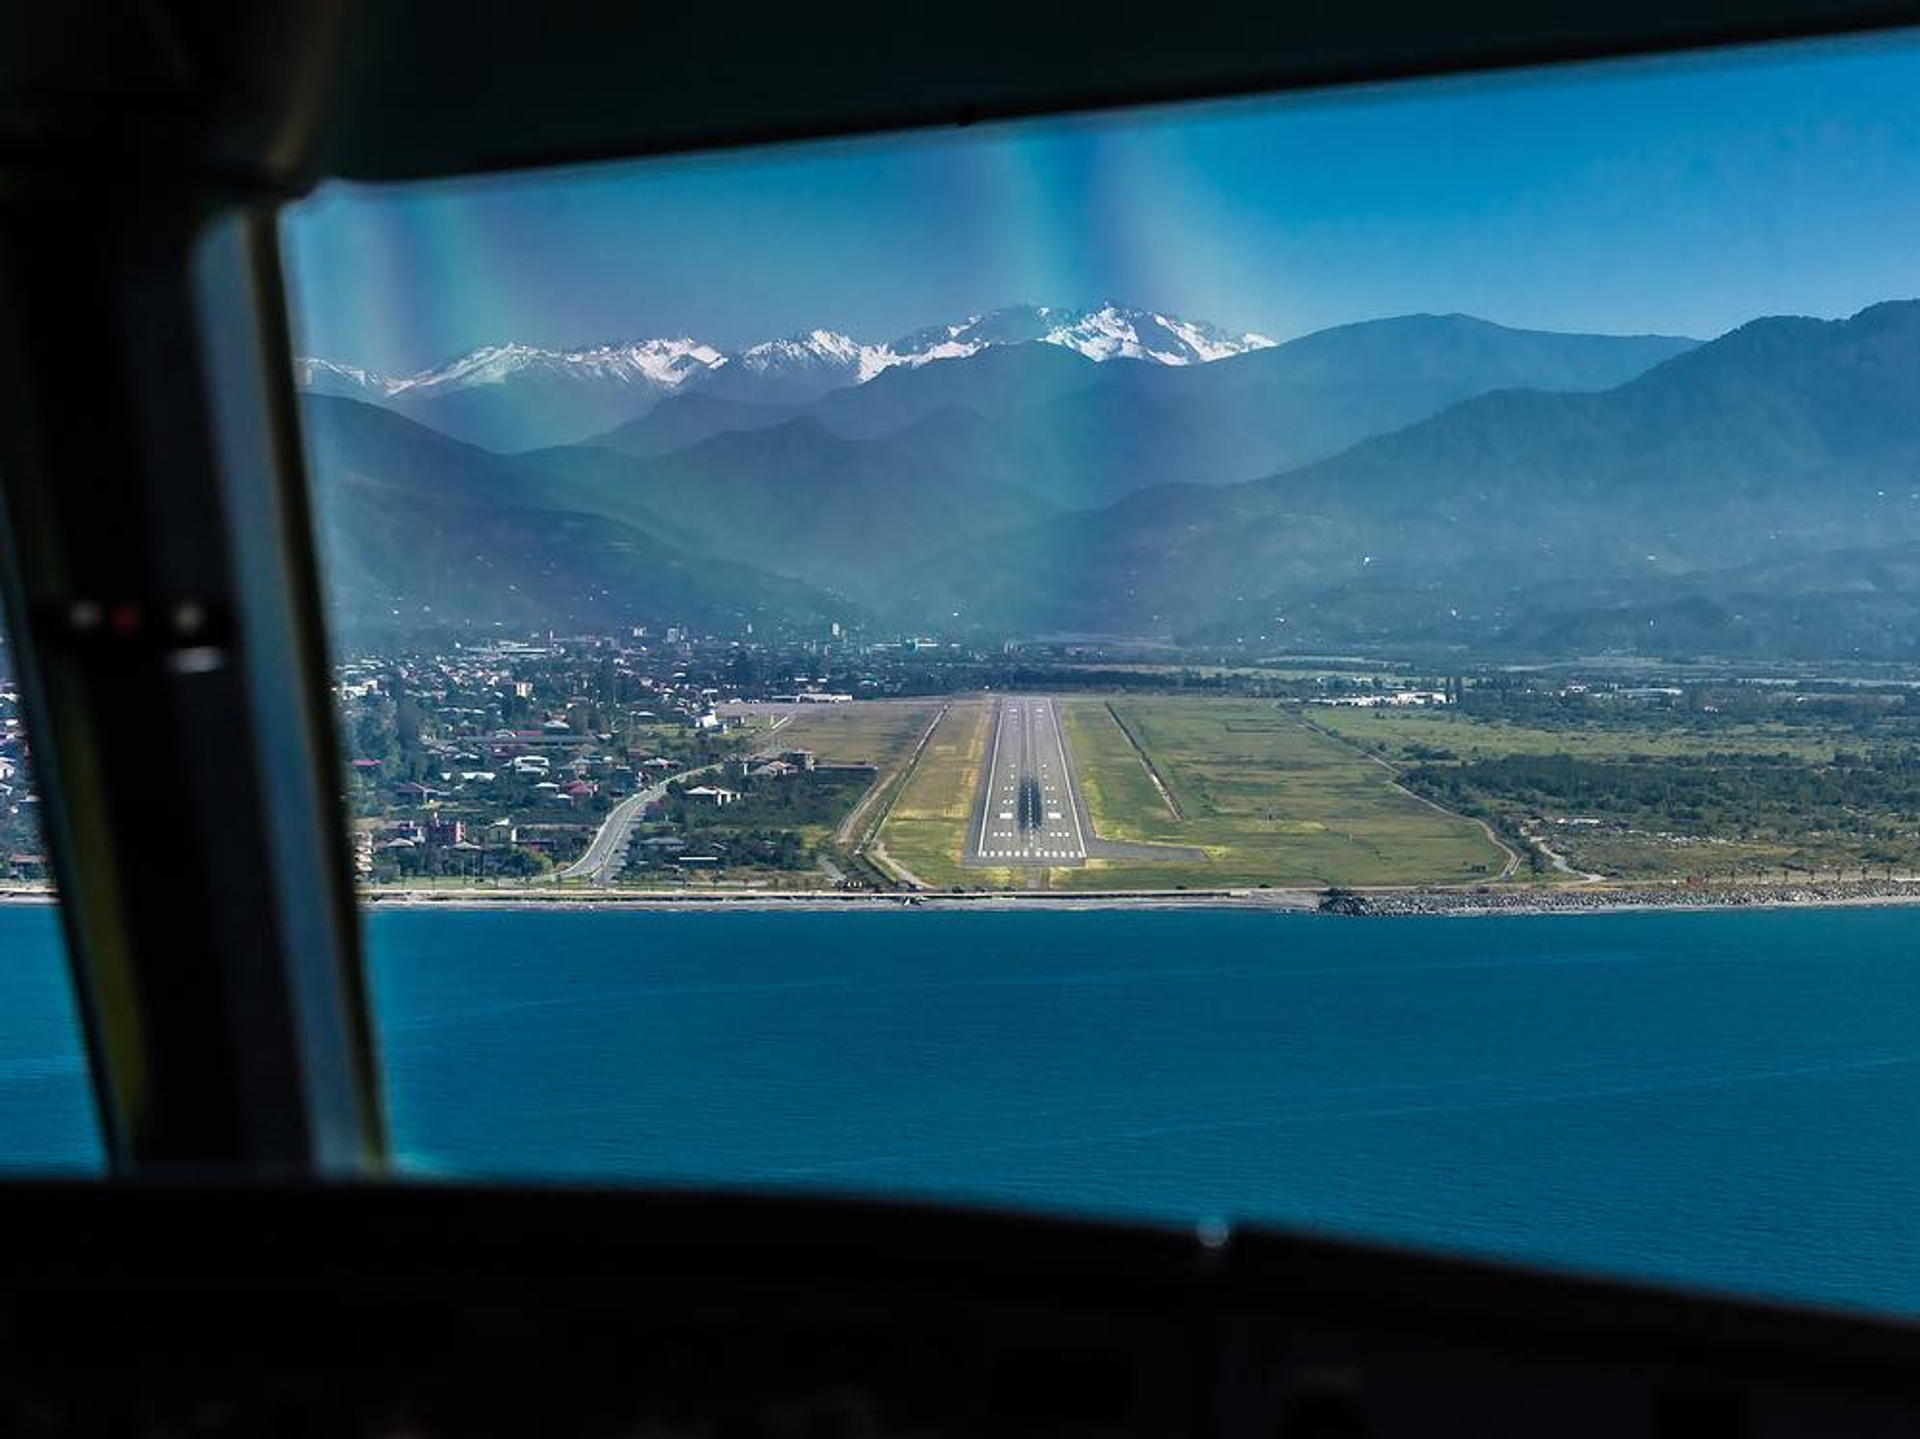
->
xmin=297 ymin=298 xmax=1920 ymax=660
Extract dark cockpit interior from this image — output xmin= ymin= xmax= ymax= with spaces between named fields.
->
xmin=7 ymin=3 xmax=1920 ymax=1433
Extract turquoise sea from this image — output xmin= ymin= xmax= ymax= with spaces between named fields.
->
xmin=7 ymin=903 xmax=1920 ymax=1316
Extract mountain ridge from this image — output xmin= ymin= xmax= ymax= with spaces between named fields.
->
xmin=915 ymin=301 xmax=1920 ymax=652
xmin=295 ymin=301 xmax=1281 ymax=449
xmin=297 ymin=394 xmax=854 ymax=637
xmin=589 ymin=313 xmax=1699 ymax=496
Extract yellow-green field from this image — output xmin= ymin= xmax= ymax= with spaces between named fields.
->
xmin=1063 ymin=702 xmax=1185 ymax=845
xmin=1053 ymin=698 xmax=1507 ymax=889
xmin=871 ymin=699 xmax=1024 ymax=889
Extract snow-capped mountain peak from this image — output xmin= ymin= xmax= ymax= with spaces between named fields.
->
xmin=876 ymin=303 xmax=1276 ymax=370
xmin=293 ymin=357 xmax=397 ymax=396
xmin=735 ymin=329 xmax=888 ymax=379
xmin=292 ymin=303 xmax=1274 ymax=446
xmin=390 ymin=337 xmax=726 ymax=396
xmin=298 ymin=302 xmax=1269 ymax=405
xmin=1024 ymin=302 xmax=1276 ymax=365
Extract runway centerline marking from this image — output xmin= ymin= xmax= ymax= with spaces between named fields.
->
xmin=967 ymin=695 xmax=1088 ymax=867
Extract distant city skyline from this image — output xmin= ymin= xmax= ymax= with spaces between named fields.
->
xmin=284 ymin=31 xmax=1920 ymax=374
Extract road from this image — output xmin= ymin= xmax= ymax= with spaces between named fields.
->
xmin=967 ymin=696 xmax=1087 ymax=866
xmin=558 ymin=760 xmax=723 ymax=884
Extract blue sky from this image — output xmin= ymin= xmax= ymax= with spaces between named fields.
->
xmin=283 ymin=30 xmax=1920 ymax=374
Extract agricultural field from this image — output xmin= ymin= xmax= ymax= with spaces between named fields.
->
xmin=750 ymin=700 xmax=942 ymax=766
xmin=1052 ymin=698 xmax=1508 ymax=890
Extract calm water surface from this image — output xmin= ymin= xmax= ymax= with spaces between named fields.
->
xmin=7 ymin=903 xmax=1920 ymax=1315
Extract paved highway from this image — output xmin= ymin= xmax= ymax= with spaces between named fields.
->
xmin=558 ymin=760 xmax=722 ymax=884
xmin=968 ymin=696 xmax=1087 ymax=865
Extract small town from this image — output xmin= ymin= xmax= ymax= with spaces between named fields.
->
xmin=330 ymin=625 xmax=884 ymax=887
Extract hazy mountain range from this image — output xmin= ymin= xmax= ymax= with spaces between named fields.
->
xmin=301 ymin=392 xmax=846 ymax=636
xmin=298 ymin=300 xmax=1920 ymax=659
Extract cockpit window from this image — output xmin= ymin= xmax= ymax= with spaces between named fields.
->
xmin=278 ymin=31 xmax=1920 ymax=1314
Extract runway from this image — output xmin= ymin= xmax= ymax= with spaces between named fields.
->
xmin=967 ymin=696 xmax=1088 ymax=865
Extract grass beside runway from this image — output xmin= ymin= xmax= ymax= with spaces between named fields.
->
xmin=874 ymin=695 xmax=1506 ymax=891
xmin=1061 ymin=702 xmax=1185 ymax=845
xmin=1053 ymin=697 xmax=1506 ymax=890
xmin=875 ymin=699 xmax=1022 ymax=889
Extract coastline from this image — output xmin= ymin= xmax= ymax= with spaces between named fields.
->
xmin=349 ymin=887 xmax=1327 ymax=914
xmin=1320 ymin=877 xmax=1920 ymax=919
xmin=9 ymin=879 xmax=1920 ymax=917
xmin=264 ymin=875 xmax=1920 ymax=916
